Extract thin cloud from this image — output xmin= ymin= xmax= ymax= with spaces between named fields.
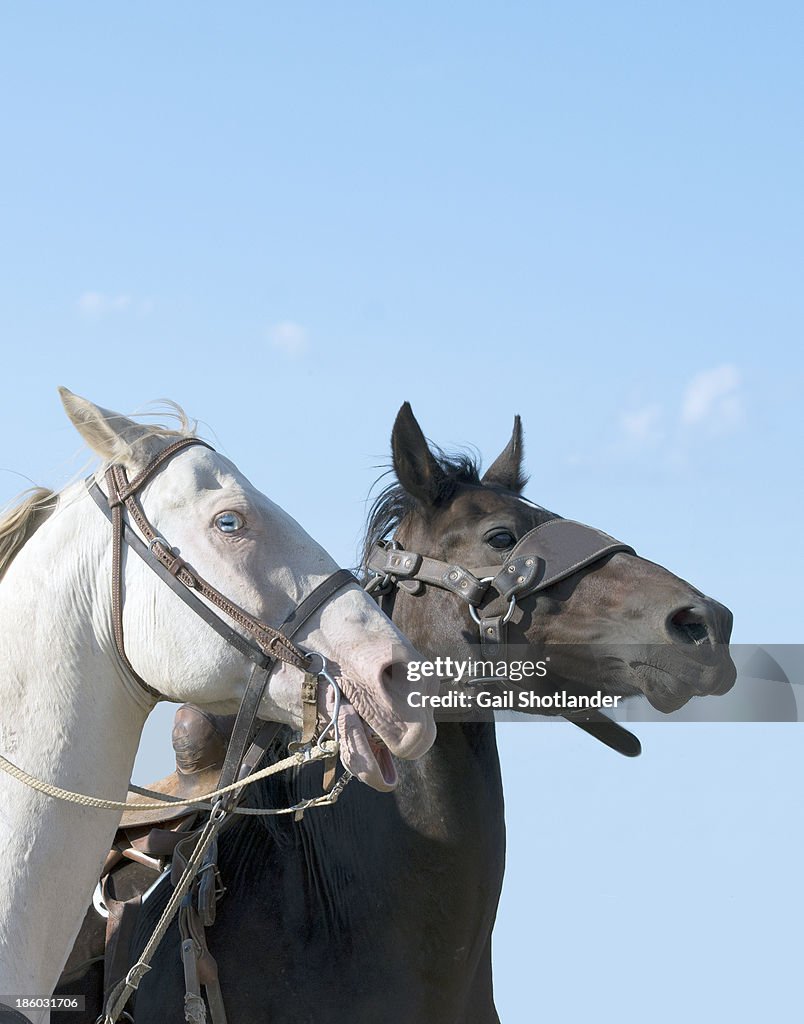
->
xmin=620 ymin=403 xmax=664 ymax=446
xmin=681 ymin=364 xmax=743 ymax=432
xmin=268 ymin=320 xmax=309 ymax=357
xmin=77 ymin=292 xmax=153 ymax=319
xmin=606 ymin=365 xmax=745 ymax=470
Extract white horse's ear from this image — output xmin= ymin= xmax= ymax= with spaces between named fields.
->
xmin=58 ymin=387 xmax=160 ymax=469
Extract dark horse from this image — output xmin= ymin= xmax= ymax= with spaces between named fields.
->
xmin=58 ymin=405 xmax=735 ymax=1024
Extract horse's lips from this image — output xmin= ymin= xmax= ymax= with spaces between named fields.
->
xmin=324 ymin=689 xmax=398 ymax=792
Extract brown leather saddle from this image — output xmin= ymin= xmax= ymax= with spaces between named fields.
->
xmin=60 ymin=706 xmax=235 ymax=1013
xmin=104 ymin=706 xmax=234 ymax=872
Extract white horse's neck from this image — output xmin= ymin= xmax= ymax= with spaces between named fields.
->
xmin=0 ymin=483 xmax=150 ymax=1011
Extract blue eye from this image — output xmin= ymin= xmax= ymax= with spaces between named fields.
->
xmin=215 ymin=511 xmax=244 ymax=533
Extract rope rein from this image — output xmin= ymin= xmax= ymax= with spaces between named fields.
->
xmin=0 ymin=743 xmax=338 ymax=813
xmin=101 ymin=808 xmax=224 ymax=1024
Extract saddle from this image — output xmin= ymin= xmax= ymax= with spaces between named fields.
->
xmin=102 ymin=706 xmax=234 ymax=875
xmin=59 ymin=706 xmax=235 ymax=1017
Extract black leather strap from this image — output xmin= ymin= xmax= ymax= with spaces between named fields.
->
xmin=216 ymin=664 xmax=271 ymax=811
xmin=279 ymin=568 xmax=357 ymax=640
xmin=566 ymin=709 xmax=642 ymax=757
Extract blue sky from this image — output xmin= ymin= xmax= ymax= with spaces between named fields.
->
xmin=1 ymin=4 xmax=803 ymax=1021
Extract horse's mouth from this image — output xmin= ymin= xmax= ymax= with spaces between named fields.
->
xmin=626 ymin=655 xmax=733 ymax=712
xmin=367 ymin=726 xmax=398 ymax=786
xmin=629 ymin=661 xmax=691 ymax=712
xmin=324 ymin=686 xmax=398 ymax=792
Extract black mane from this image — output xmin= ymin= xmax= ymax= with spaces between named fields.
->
xmin=360 ymin=445 xmax=481 ymax=575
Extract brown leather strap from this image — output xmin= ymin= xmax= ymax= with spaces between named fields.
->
xmin=566 ymin=708 xmax=642 ymax=757
xmin=366 ymin=520 xmax=643 ymax=759
xmin=236 ymin=720 xmax=283 ymax=784
xmin=481 ymin=519 xmax=635 ymax=602
xmin=214 ymin=569 xmax=356 ymax=811
xmin=368 ymin=520 xmax=635 ymax=614
xmin=180 ymin=933 xmax=205 ymax=1024
xmin=197 ymin=839 xmax=220 ymax=927
xmin=115 ymin=437 xmax=213 ymax=500
xmin=108 ymin=456 xmax=308 ymax=671
xmin=368 ymin=544 xmax=489 ymax=606
xmin=205 ymin=976 xmax=228 ymax=1024
xmin=479 ymin=614 xmax=506 ymax=661
xmin=180 ymin=904 xmax=228 ymax=1024
xmin=102 ymin=875 xmax=143 ymax=1013
xmin=88 ymin=480 xmax=279 ymax=677
xmin=104 ymin=466 xmax=162 ymax=700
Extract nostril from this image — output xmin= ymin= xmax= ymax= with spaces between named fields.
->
xmin=381 ymin=660 xmax=410 ymax=692
xmin=668 ymin=606 xmax=711 ymax=646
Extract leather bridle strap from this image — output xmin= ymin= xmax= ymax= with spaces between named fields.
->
xmin=367 ymin=519 xmax=635 ymax=660
xmin=87 ymin=437 xmax=355 ymax=701
xmin=89 ymin=480 xmax=279 ymax=680
xmin=216 ymin=567 xmax=357 ymax=811
xmin=367 ymin=519 xmax=635 ymax=610
xmin=105 ymin=442 xmax=308 ymax=671
xmin=366 ymin=518 xmax=642 ymax=758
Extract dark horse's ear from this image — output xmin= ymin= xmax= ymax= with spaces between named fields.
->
xmin=481 ymin=416 xmax=528 ymax=492
xmin=391 ymin=402 xmax=447 ymax=507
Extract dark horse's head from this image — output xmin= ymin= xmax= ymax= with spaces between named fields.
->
xmin=363 ymin=404 xmax=735 ymax=716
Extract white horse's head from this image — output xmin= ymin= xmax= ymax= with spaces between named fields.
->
xmin=61 ymin=389 xmax=436 ymax=790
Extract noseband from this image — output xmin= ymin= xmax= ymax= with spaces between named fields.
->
xmin=87 ymin=436 xmax=357 ymax=799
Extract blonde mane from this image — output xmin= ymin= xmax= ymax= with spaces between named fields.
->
xmin=0 ymin=401 xmax=197 ymax=582
xmin=0 ymin=487 xmax=58 ymax=581
xmin=113 ymin=399 xmax=198 ymax=452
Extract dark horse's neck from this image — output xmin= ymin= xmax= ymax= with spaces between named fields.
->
xmin=134 ymin=587 xmax=507 ymax=1024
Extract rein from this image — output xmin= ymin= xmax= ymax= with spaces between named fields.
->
xmin=85 ymin=436 xmax=357 ymax=798
xmin=366 ymin=517 xmax=642 ymax=758
xmin=85 ymin=438 xmax=361 ymax=1024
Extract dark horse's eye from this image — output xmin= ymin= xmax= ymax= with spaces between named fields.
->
xmin=486 ymin=530 xmax=516 ymax=550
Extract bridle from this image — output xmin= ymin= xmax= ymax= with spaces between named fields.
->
xmin=86 ymin=436 xmax=358 ymax=798
xmin=0 ymin=435 xmax=361 ymax=1024
xmin=69 ymin=435 xmax=373 ymax=1024
xmin=366 ymin=516 xmax=642 ymax=757
xmin=368 ymin=517 xmax=634 ymax=658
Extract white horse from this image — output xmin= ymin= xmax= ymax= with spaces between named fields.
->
xmin=0 ymin=389 xmax=435 ymax=1021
